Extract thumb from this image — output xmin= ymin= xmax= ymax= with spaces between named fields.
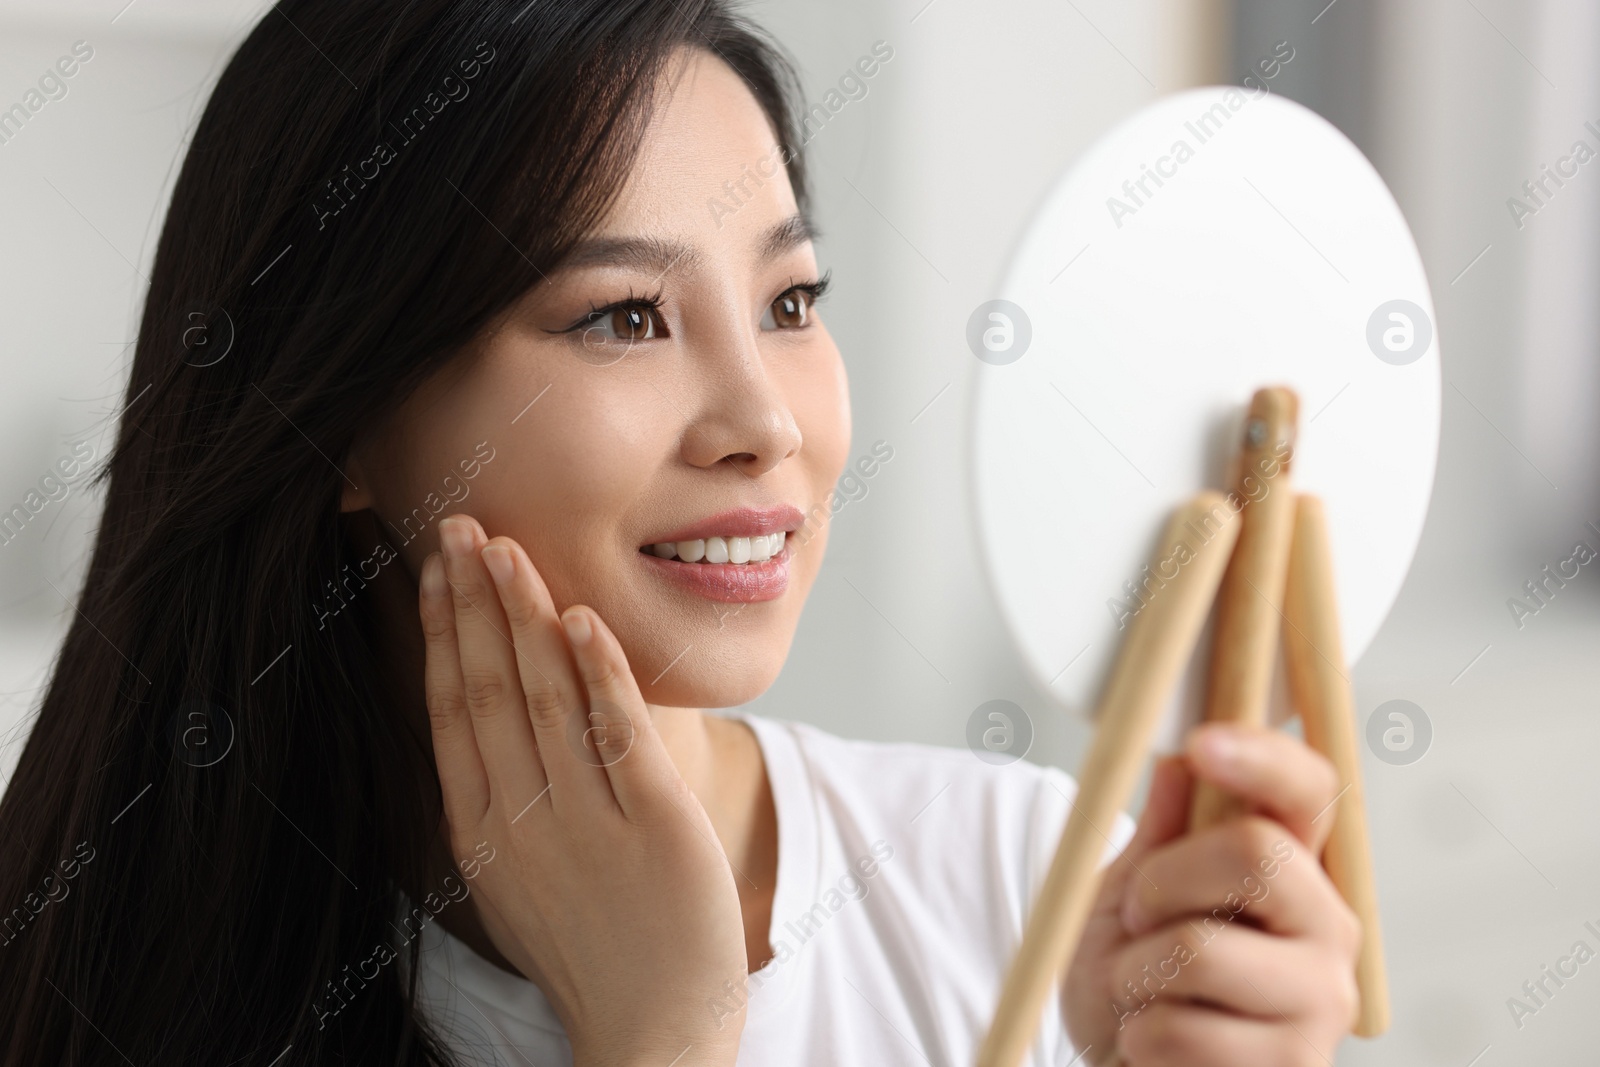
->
xmin=1079 ymin=756 xmax=1194 ymax=941
xmin=1065 ymin=756 xmax=1197 ymax=1033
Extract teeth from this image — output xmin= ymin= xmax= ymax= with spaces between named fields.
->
xmin=645 ymin=532 xmax=787 ymax=564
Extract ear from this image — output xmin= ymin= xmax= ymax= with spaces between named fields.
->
xmin=340 ymin=453 xmax=374 ymax=513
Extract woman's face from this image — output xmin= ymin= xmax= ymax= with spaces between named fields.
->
xmin=349 ymin=48 xmax=851 ymax=708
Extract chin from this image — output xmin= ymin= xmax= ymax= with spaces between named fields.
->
xmin=640 ymin=670 xmax=778 ymax=710
xmin=623 ymin=621 xmax=796 ymax=709
xmin=568 ymin=520 xmax=828 ymax=709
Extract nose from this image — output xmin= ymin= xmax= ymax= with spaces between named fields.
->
xmin=680 ymin=332 xmax=802 ymax=478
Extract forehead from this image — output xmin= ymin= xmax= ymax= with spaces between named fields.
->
xmin=598 ymin=47 xmax=800 ymax=237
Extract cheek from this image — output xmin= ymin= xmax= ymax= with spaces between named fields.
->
xmin=470 ymin=388 xmax=662 ymax=605
xmin=793 ymin=339 xmax=853 ymax=499
xmin=749 ymin=342 xmax=849 ymax=626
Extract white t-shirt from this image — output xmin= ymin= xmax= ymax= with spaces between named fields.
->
xmin=405 ymin=713 xmax=1136 ymax=1066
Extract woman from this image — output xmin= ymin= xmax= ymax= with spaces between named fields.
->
xmin=0 ymin=1 xmax=1361 ymax=1064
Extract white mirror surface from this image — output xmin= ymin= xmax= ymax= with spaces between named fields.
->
xmin=971 ymin=87 xmax=1440 ymax=745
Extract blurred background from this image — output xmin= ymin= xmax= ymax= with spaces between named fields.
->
xmin=2 ymin=0 xmax=1596 ymax=1062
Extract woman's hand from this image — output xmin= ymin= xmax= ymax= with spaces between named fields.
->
xmin=419 ymin=513 xmax=748 ymax=1066
xmin=1064 ymin=724 xmax=1362 ymax=1066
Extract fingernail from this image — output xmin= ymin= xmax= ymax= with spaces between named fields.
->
xmin=562 ymin=609 xmax=592 ymax=647
xmin=482 ymin=544 xmax=514 ymax=587
xmin=439 ymin=517 xmax=473 ymax=560
xmin=420 ymin=553 xmax=446 ymax=597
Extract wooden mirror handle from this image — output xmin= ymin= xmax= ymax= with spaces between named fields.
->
xmin=1282 ymin=494 xmax=1391 ymax=1037
xmin=977 ymin=493 xmax=1241 ymax=1067
xmin=1189 ymin=386 xmax=1299 ymax=830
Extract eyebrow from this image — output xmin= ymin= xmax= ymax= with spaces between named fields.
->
xmin=758 ymin=212 xmax=817 ymax=260
xmin=560 ymin=212 xmax=817 ymax=278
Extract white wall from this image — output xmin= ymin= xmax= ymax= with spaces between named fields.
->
xmin=0 ymin=0 xmax=267 ymax=782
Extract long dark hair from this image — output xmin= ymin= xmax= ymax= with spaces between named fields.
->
xmin=0 ymin=2 xmax=807 ymax=1062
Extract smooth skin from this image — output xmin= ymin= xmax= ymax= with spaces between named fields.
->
xmin=419 ymin=519 xmax=748 ymax=1065
xmin=1065 ymin=730 xmax=1361 ymax=1065
xmin=343 ymin=45 xmax=1362 ymax=1067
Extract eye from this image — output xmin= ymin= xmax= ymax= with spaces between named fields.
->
xmin=580 ymin=303 xmax=665 ymax=345
xmin=761 ymin=288 xmax=813 ymax=331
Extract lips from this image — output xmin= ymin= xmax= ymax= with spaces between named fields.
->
xmin=636 ymin=505 xmax=803 ymax=604
xmin=638 ymin=550 xmax=790 ymax=603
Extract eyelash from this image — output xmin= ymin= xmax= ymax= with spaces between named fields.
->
xmin=560 ymin=287 xmax=666 ymax=335
xmin=781 ymin=271 xmax=831 ymax=310
xmin=556 ymin=272 xmax=832 ymax=336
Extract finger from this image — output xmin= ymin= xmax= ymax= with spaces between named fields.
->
xmin=1122 ymin=755 xmax=1197 ymax=864
xmin=1120 ymin=815 xmax=1361 ymax=951
xmin=438 ymin=514 xmax=543 ymax=807
xmin=1184 ymin=723 xmax=1342 ymax=854
xmin=479 ymin=535 xmax=612 ymax=811
xmin=558 ymin=604 xmax=684 ymax=820
xmin=1109 ymin=919 xmax=1358 ymax=1024
xmin=1068 ymin=756 xmax=1195 ymax=1028
xmin=418 ymin=551 xmax=489 ymax=826
xmin=1088 ymin=756 xmax=1193 ymax=933
xmin=1117 ymin=1000 xmax=1332 ymax=1067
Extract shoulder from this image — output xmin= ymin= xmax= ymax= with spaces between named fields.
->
xmin=740 ymin=714 xmax=1134 ymax=903
xmin=758 ymin=713 xmax=1066 ymax=818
